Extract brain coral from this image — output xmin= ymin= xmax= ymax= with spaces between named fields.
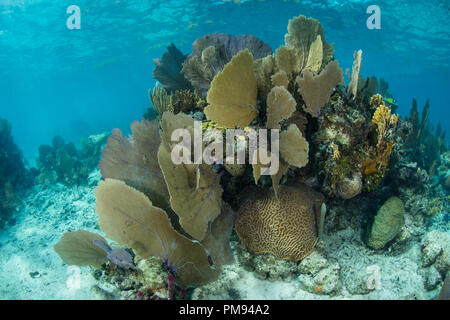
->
xmin=367 ymin=196 xmax=404 ymax=250
xmin=235 ymin=184 xmax=325 ymax=261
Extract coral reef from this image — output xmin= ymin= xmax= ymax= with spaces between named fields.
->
xmin=404 ymin=98 xmax=447 ymax=175
xmin=99 ymin=120 xmax=169 ymax=210
xmin=158 ymin=112 xmax=224 ymax=240
xmin=0 ymin=118 xmax=33 ymax=227
xmin=94 ymin=179 xmax=222 ymax=287
xmin=421 ymin=230 xmax=450 ymax=277
xmin=57 ymin=117 xmax=235 ymax=289
xmin=313 ymin=90 xmax=399 ymax=197
xmin=147 ymin=86 xmax=206 ymax=120
xmin=45 ymin=12 xmax=449 ymax=300
xmin=37 ymin=133 xmax=107 ymax=186
xmin=236 ymin=242 xmax=297 ymax=281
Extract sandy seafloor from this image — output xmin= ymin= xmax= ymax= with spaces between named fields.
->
xmin=0 ymin=169 xmax=447 ymax=300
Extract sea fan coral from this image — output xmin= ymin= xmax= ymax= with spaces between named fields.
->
xmin=54 ymin=230 xmax=109 ymax=268
xmin=99 ymin=119 xmax=170 ymax=210
xmin=158 ymin=112 xmax=223 ymax=241
xmin=266 ymin=86 xmax=296 ymax=129
xmin=153 ymin=44 xmax=193 ymax=92
xmin=204 ymin=49 xmax=258 ymax=128
xmin=284 ymin=15 xmax=334 ymax=71
xmin=182 ymin=33 xmax=272 ymax=96
xmin=95 ymin=179 xmax=220 ymax=287
xmin=296 ymin=60 xmax=344 ymax=117
xmin=279 ymin=124 xmax=309 ymax=168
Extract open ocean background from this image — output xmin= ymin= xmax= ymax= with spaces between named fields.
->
xmin=0 ymin=0 xmax=448 ymax=162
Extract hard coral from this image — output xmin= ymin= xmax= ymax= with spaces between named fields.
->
xmin=235 ymin=184 xmax=325 ymax=261
xmin=367 ymin=196 xmax=405 ymax=250
xmin=336 ymin=172 xmax=362 ymax=200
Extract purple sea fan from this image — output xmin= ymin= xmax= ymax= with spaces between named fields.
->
xmin=182 ymin=33 xmax=272 ymax=96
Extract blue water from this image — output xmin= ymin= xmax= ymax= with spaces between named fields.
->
xmin=0 ymin=0 xmax=449 ymax=161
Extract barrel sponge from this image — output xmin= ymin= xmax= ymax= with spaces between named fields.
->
xmin=235 ymin=184 xmax=325 ymax=261
xmin=367 ymin=196 xmax=405 ymax=250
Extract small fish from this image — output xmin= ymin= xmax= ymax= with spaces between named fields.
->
xmin=383 ymin=97 xmax=398 ymax=108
